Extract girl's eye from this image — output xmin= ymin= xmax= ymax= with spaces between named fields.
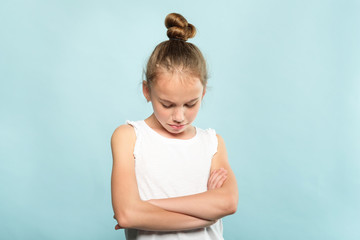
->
xmin=161 ymin=104 xmax=172 ymax=108
xmin=185 ymin=103 xmax=196 ymax=108
xmin=161 ymin=102 xmax=197 ymax=108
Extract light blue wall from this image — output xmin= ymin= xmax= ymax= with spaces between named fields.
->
xmin=1 ymin=0 xmax=359 ymax=239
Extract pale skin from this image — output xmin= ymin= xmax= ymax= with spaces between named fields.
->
xmin=111 ymin=70 xmax=238 ymax=231
xmin=113 ymin=168 xmax=228 ymax=230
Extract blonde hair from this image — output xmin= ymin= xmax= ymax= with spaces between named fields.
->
xmin=145 ymin=13 xmax=208 ymax=88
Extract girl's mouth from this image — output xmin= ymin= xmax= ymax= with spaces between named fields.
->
xmin=169 ymin=124 xmax=185 ymax=130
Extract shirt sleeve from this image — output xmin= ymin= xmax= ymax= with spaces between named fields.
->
xmin=207 ymin=128 xmax=218 ymax=158
xmin=126 ymin=120 xmax=141 ymax=159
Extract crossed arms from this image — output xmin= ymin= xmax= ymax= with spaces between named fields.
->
xmin=110 ymin=124 xmax=238 ymax=231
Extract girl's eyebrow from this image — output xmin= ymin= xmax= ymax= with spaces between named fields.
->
xmin=159 ymin=97 xmax=199 ymax=104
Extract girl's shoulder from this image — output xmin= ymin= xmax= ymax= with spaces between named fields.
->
xmin=196 ymin=127 xmax=217 ymax=138
xmin=195 ymin=127 xmax=219 ymax=156
xmin=111 ymin=124 xmax=136 ymax=144
xmin=195 ymin=127 xmax=224 ymax=142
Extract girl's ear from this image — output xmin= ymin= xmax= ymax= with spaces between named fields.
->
xmin=142 ymin=81 xmax=151 ymax=102
xmin=202 ymin=87 xmax=206 ymax=99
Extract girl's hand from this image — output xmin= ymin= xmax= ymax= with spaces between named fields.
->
xmin=113 ymin=215 xmax=123 ymax=230
xmin=207 ymin=168 xmax=228 ymax=190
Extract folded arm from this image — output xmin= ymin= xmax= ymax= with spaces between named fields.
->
xmin=147 ymin=134 xmax=239 ymax=221
xmin=111 ymin=125 xmax=215 ymax=231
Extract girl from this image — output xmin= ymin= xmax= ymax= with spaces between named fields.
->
xmin=111 ymin=13 xmax=238 ymax=240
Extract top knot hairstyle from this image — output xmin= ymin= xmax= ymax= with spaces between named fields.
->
xmin=166 ymin=13 xmax=196 ymax=41
xmin=145 ymin=13 xmax=208 ymax=89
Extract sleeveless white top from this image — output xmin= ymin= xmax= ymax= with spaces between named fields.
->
xmin=125 ymin=120 xmax=223 ymax=240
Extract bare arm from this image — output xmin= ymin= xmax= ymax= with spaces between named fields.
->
xmin=147 ymin=134 xmax=239 ymax=221
xmin=111 ymin=125 xmax=215 ymax=231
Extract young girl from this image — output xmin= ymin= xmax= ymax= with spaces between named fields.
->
xmin=111 ymin=13 xmax=238 ymax=240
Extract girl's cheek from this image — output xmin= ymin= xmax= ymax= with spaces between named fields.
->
xmin=189 ymin=108 xmax=198 ymax=119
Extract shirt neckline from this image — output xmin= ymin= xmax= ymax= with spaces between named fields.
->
xmin=141 ymin=120 xmax=199 ymax=142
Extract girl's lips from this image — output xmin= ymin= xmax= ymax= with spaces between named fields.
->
xmin=169 ymin=124 xmax=185 ymax=130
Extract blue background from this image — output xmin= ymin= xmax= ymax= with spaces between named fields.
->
xmin=1 ymin=0 xmax=359 ymax=239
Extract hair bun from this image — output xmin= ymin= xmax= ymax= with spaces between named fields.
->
xmin=165 ymin=13 xmax=196 ymax=41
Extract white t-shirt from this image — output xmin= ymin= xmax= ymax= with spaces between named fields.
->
xmin=125 ymin=120 xmax=223 ymax=240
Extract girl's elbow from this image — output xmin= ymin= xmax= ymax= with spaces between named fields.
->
xmin=114 ymin=213 xmax=126 ymax=228
xmin=115 ymin=209 xmax=133 ymax=229
xmin=115 ymin=200 xmax=147 ymax=229
xmin=224 ymin=194 xmax=238 ymax=215
xmin=228 ymin=198 xmax=238 ymax=215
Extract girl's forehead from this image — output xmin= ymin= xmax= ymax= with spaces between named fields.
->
xmin=155 ymin=71 xmax=202 ymax=87
xmin=152 ymin=72 xmax=204 ymax=100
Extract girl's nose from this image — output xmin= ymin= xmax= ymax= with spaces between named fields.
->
xmin=173 ymin=107 xmax=185 ymax=123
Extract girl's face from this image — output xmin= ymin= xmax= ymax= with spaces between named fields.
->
xmin=143 ymin=71 xmax=205 ymax=137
